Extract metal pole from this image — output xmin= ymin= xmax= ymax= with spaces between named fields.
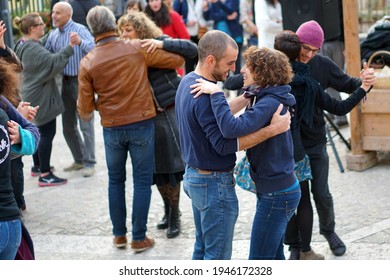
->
xmin=0 ymin=0 xmax=14 ymax=49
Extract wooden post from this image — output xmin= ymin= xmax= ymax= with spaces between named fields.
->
xmin=343 ymin=0 xmax=378 ymax=171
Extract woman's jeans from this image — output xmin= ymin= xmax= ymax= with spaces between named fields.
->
xmin=183 ymin=165 xmax=238 ymax=260
xmin=103 ymin=121 xmax=154 ymax=241
xmin=249 ymin=186 xmax=301 ymax=260
xmin=0 ymin=219 xmax=21 ymax=260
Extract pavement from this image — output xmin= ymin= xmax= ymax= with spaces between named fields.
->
xmin=20 ymin=110 xmax=390 ymax=261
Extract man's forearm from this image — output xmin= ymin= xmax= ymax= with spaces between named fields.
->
xmin=238 ymin=125 xmax=276 ymax=150
xmin=229 ymin=94 xmax=249 ymax=115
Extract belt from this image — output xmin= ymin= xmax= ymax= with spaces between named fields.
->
xmin=63 ymin=75 xmax=77 ymax=80
xmin=190 ymin=166 xmax=233 ymax=175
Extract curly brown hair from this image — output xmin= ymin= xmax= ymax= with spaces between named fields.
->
xmin=243 ymin=46 xmax=293 ymax=88
xmin=0 ymin=59 xmax=21 ymax=108
xmin=117 ymin=11 xmax=162 ymax=39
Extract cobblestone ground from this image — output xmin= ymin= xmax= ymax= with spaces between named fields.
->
xmin=21 ymin=111 xmax=390 ymax=260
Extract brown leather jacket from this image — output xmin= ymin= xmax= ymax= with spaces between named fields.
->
xmin=77 ymin=31 xmax=184 ymax=127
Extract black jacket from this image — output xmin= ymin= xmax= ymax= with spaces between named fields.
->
xmin=149 ymin=36 xmax=197 ymax=110
xmin=301 ymin=54 xmax=361 ymax=148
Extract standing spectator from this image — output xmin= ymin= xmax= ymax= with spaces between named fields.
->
xmin=254 ymin=0 xmax=282 ymax=48
xmin=175 ymin=30 xmax=292 ymax=259
xmin=203 ymin=0 xmax=243 ymax=74
xmin=45 ymin=2 xmax=96 ymax=177
xmin=144 ymin=0 xmax=190 ymax=76
xmin=14 ymin=12 xmax=76 ymax=187
xmin=77 ymin=6 xmax=184 ymax=252
xmin=117 ymin=11 xmax=197 ymax=238
xmin=70 ymin=0 xmax=101 ymax=28
xmin=144 ymin=0 xmax=190 ymax=39
xmin=172 ymin=0 xmax=206 ymax=73
xmin=124 ymin=0 xmax=147 ymax=13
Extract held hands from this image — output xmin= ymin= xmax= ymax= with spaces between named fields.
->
xmin=360 ymin=61 xmax=376 ymax=91
xmin=7 ymin=120 xmax=21 ymax=145
xmin=17 ymin=102 xmax=39 ymax=121
xmin=269 ymin=104 xmax=291 ymax=136
xmin=190 ymin=78 xmax=222 ymax=98
xmin=140 ymin=39 xmax=163 ymax=53
xmin=69 ymin=32 xmax=81 ymax=47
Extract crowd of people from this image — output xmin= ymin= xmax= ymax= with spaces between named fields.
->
xmin=0 ymin=0 xmax=377 ymax=261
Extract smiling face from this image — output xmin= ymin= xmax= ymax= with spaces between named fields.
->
xmin=241 ymin=64 xmax=255 ymax=87
xmin=210 ymin=44 xmax=238 ymax=82
xmin=51 ymin=3 xmax=71 ymax=28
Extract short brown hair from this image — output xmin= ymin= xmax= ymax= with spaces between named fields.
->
xmin=243 ymin=46 xmax=293 ymax=88
xmin=197 ymin=30 xmax=237 ymax=63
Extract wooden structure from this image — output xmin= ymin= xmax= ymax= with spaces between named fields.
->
xmin=344 ymin=0 xmax=389 ymax=171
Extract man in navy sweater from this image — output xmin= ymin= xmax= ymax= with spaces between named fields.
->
xmin=175 ymin=30 xmax=291 ymax=260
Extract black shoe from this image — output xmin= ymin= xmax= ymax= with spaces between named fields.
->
xmin=288 ymin=248 xmax=301 ymax=260
xmin=324 ymin=232 xmax=346 ymax=256
xmin=31 ymin=166 xmax=55 ymax=177
xmin=157 ymin=213 xmax=168 ymax=229
xmin=38 ymin=172 xmax=67 ymax=187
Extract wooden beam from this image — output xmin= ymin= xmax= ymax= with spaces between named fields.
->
xmin=343 ymin=0 xmax=364 ymax=154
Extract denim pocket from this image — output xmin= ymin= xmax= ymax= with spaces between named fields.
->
xmin=184 ymin=180 xmax=208 ymax=211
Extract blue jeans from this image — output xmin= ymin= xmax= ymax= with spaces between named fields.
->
xmin=103 ymin=121 xmax=154 ymax=241
xmin=249 ymin=185 xmax=301 ymax=260
xmin=0 ymin=219 xmax=22 ymax=260
xmin=183 ymin=165 xmax=238 ymax=260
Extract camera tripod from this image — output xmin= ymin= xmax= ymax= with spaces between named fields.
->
xmin=324 ymin=113 xmax=351 ymax=173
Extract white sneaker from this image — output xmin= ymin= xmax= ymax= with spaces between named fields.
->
xmin=82 ymin=167 xmax=95 ymax=177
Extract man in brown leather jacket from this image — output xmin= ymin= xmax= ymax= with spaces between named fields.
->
xmin=77 ymin=6 xmax=184 ymax=253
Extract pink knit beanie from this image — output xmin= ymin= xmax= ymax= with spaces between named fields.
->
xmin=296 ymin=20 xmax=324 ymax=49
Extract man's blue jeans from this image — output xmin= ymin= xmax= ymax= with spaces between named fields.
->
xmin=249 ymin=185 xmax=301 ymax=260
xmin=0 ymin=219 xmax=21 ymax=260
xmin=183 ymin=165 xmax=238 ymax=260
xmin=103 ymin=121 xmax=154 ymax=241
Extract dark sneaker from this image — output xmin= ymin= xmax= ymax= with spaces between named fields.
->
xmin=131 ymin=236 xmax=154 ymax=253
xmin=113 ymin=236 xmax=128 ymax=248
xmin=324 ymin=232 xmax=346 ymax=256
xmin=38 ymin=172 xmax=67 ymax=187
xmin=288 ymin=248 xmax=301 ymax=260
xmin=31 ymin=166 xmax=55 ymax=177
xmin=31 ymin=166 xmax=41 ymax=177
